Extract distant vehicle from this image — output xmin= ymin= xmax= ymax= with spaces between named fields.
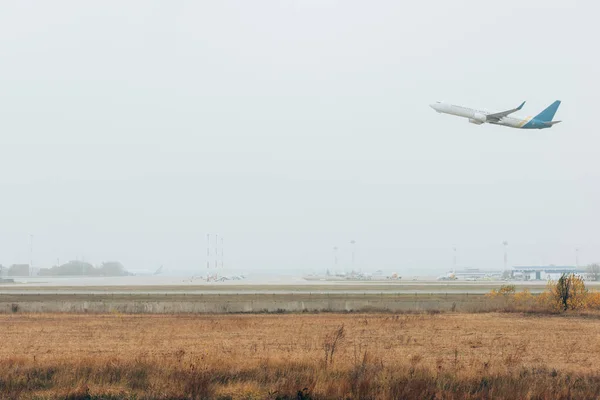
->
xmin=430 ymin=100 xmax=561 ymax=129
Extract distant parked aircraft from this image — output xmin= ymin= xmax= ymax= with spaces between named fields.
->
xmin=128 ymin=265 xmax=164 ymax=276
xmin=430 ymin=100 xmax=561 ymax=129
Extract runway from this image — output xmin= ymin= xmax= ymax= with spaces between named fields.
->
xmin=3 ymin=275 xmax=596 ymax=314
xmin=0 ymin=274 xmax=577 ymax=295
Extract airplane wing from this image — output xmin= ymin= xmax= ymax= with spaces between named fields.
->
xmin=485 ymin=101 xmax=526 ymax=122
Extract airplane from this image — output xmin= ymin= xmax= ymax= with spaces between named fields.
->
xmin=127 ymin=265 xmax=164 ymax=276
xmin=437 ymin=271 xmax=457 ymax=281
xmin=430 ymin=100 xmax=561 ymax=129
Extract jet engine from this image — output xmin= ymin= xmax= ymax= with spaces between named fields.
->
xmin=469 ymin=118 xmax=484 ymax=125
xmin=471 ymin=113 xmax=487 ymax=123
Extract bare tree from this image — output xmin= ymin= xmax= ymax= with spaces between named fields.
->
xmin=587 ymin=264 xmax=600 ymax=281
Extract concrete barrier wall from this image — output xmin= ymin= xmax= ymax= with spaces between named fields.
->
xmin=1 ymin=296 xmax=502 ymax=314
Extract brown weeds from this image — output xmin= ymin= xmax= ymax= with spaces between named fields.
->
xmin=1 ymin=313 xmax=600 ymax=399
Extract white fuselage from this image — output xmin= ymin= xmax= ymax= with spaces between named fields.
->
xmin=430 ymin=102 xmax=532 ymax=128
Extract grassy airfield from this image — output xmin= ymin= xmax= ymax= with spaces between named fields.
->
xmin=1 ymin=312 xmax=600 ymax=399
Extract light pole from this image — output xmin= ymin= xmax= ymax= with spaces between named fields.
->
xmin=215 ymin=234 xmax=218 ymax=270
xmin=29 ymin=234 xmax=33 ymax=277
xmin=453 ymin=247 xmax=457 ymax=272
xmin=503 ymin=241 xmax=508 ymax=271
xmin=333 ymin=246 xmax=338 ymax=267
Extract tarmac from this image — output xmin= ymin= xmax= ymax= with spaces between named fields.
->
xmin=3 ymin=275 xmax=597 ymax=315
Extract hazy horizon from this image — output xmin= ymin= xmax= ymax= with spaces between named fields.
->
xmin=0 ymin=1 xmax=596 ymax=275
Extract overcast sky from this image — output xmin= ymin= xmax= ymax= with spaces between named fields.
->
xmin=0 ymin=0 xmax=595 ymax=275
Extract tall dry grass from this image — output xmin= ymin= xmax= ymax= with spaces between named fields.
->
xmin=2 ymin=313 xmax=600 ymax=399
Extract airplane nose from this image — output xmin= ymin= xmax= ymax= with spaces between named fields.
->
xmin=430 ymin=102 xmax=444 ymax=112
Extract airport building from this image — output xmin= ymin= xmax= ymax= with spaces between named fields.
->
xmin=454 ymin=268 xmax=503 ymax=280
xmin=511 ymin=265 xmax=585 ymax=281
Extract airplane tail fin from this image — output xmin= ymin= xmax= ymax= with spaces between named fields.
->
xmin=534 ymin=100 xmax=561 ymax=122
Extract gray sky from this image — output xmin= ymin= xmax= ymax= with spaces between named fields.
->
xmin=0 ymin=0 xmax=596 ymax=274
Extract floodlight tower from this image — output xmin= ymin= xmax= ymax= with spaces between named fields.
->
xmin=503 ymin=241 xmax=508 ymax=271
xmin=453 ymin=247 xmax=457 ymax=272
xmin=206 ymin=234 xmax=210 ymax=281
xmin=214 ymin=234 xmax=219 ymax=280
xmin=214 ymin=234 xmax=218 ymax=269
xmin=333 ymin=246 xmax=338 ymax=267
xmin=29 ymin=234 xmax=33 ymax=277
xmin=207 ymin=234 xmax=210 ymax=268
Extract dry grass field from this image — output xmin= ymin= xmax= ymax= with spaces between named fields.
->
xmin=1 ymin=313 xmax=600 ymax=399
